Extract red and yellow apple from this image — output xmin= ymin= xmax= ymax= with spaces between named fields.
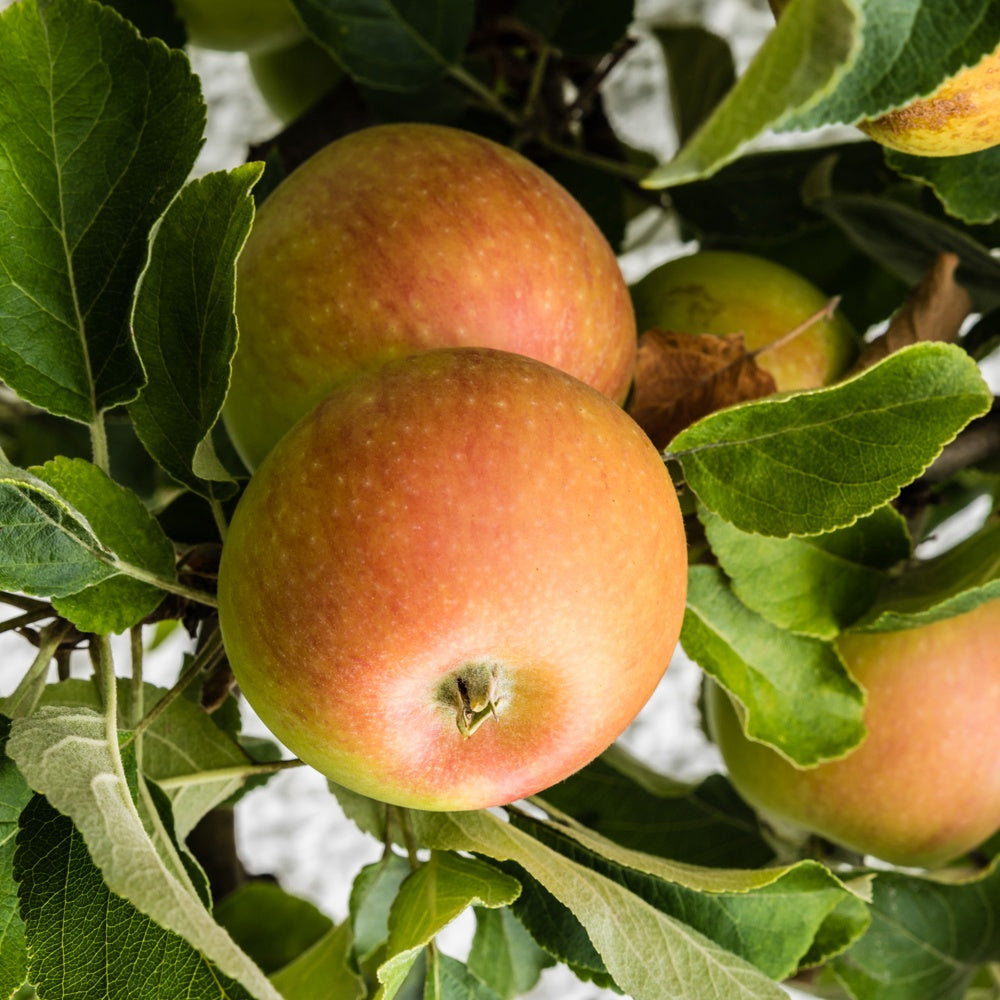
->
xmin=628 ymin=250 xmax=858 ymax=393
xmin=173 ymin=0 xmax=305 ymax=53
xmin=217 ymin=348 xmax=687 ymax=811
xmin=225 ymin=123 xmax=637 ymax=469
xmin=859 ymin=44 xmax=1000 ymax=157
xmin=706 ymin=598 xmax=1000 ymax=867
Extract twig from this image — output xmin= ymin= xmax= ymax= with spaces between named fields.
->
xmin=119 ymin=625 xmax=225 ymax=750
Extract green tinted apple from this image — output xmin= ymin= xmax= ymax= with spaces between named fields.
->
xmin=248 ymin=36 xmax=342 ymax=123
xmin=174 ymin=0 xmax=305 ymax=53
xmin=630 ymin=251 xmax=858 ymax=392
xmin=218 ymin=348 xmax=687 ymax=811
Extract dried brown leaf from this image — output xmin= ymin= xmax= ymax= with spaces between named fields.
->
xmin=627 ymin=329 xmax=777 ymax=450
xmin=851 ymin=252 xmax=972 ymax=373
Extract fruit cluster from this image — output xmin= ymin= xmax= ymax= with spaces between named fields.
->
xmin=217 ymin=123 xmax=688 ymax=811
xmin=217 ymin=118 xmax=1000 ymax=867
xmin=194 ymin=4 xmax=1000 ymax=860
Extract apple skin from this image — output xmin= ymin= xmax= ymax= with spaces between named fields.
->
xmin=706 ymin=599 xmax=1000 ymax=867
xmin=174 ymin=0 xmax=305 ymax=53
xmin=859 ymin=45 xmax=1000 ymax=157
xmin=225 ymin=123 xmax=637 ymax=470
xmin=217 ymin=348 xmax=687 ymax=811
xmin=629 ymin=251 xmax=858 ymax=392
xmin=249 ymin=36 xmax=343 ymax=123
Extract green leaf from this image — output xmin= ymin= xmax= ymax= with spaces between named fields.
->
xmin=0 ymin=457 xmax=115 ymax=597
xmin=539 ymin=744 xmax=775 ymax=870
xmin=103 ymin=0 xmax=186 ymax=46
xmin=7 ymin=706 xmax=282 ymax=1000
xmin=409 ymin=810 xmax=791 ymax=1000
xmin=40 ymin=677 xmax=250 ymax=839
xmin=785 ymin=0 xmax=1000 ymax=130
xmin=830 ymin=863 xmax=1000 ymax=1000
xmin=270 ymin=920 xmax=366 ymax=1000
xmin=130 ymin=166 xmax=264 ymax=498
xmin=668 ymin=343 xmax=992 ymax=538
xmin=375 ymin=852 xmax=521 ymax=1000
xmin=0 ymin=719 xmax=31 ymax=997
xmin=0 ymin=454 xmax=184 ymax=627
xmin=654 ymin=26 xmax=736 ymax=148
xmin=499 ymin=860 xmax=612 ymax=990
xmin=854 ymin=518 xmax=1000 ymax=631
xmin=682 ymin=566 xmax=865 ymax=766
xmin=0 ymin=0 xmax=204 ymax=423
xmin=215 ymin=881 xmax=333 ymax=975
xmin=425 ymin=952 xmax=503 ymax=1000
xmin=467 ymin=907 xmax=552 ymax=1000
xmin=349 ymin=852 xmax=413 ymax=965
xmin=291 ymin=0 xmax=476 ymax=91
xmin=15 ymin=794 xmax=259 ymax=1000
xmin=513 ymin=0 xmax=633 ymax=57
xmin=30 ymin=457 xmax=176 ymax=633
xmin=887 ymin=146 xmax=1000 ymax=226
xmin=701 ymin=504 xmax=912 ymax=638
xmin=644 ymin=0 xmax=859 ymax=188
xmin=811 ymin=192 xmax=1000 ymax=313
xmin=506 ymin=810 xmax=869 ymax=981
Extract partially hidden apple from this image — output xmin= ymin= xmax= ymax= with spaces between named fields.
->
xmin=225 ymin=123 xmax=637 ymax=470
xmin=629 ymin=250 xmax=858 ymax=392
xmin=249 ymin=36 xmax=343 ymax=123
xmin=174 ymin=0 xmax=305 ymax=53
xmin=859 ymin=43 xmax=1000 ymax=157
xmin=767 ymin=0 xmax=1000 ymax=157
xmin=706 ymin=598 xmax=1000 ymax=867
xmin=217 ymin=348 xmax=687 ymax=811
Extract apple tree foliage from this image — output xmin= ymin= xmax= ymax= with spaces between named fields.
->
xmin=0 ymin=0 xmax=999 ymax=998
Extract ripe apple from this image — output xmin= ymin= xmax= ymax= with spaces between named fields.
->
xmin=706 ymin=598 xmax=1000 ymax=867
xmin=174 ymin=0 xmax=305 ymax=53
xmin=217 ymin=348 xmax=687 ymax=811
xmin=248 ymin=36 xmax=343 ymax=123
xmin=859 ymin=44 xmax=1000 ymax=157
xmin=628 ymin=251 xmax=858 ymax=392
xmin=225 ymin=123 xmax=637 ymax=470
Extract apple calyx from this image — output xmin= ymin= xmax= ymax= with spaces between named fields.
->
xmin=439 ymin=662 xmax=503 ymax=738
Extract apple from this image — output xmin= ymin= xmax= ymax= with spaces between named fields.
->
xmin=628 ymin=251 xmax=858 ymax=392
xmin=248 ymin=36 xmax=343 ymax=123
xmin=767 ymin=0 xmax=1000 ymax=157
xmin=706 ymin=598 xmax=1000 ymax=867
xmin=224 ymin=122 xmax=637 ymax=470
xmin=859 ymin=44 xmax=1000 ymax=157
xmin=217 ymin=348 xmax=687 ymax=811
xmin=174 ymin=0 xmax=305 ymax=54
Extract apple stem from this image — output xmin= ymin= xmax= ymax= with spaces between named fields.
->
xmin=752 ymin=296 xmax=842 ymax=361
xmin=439 ymin=662 xmax=502 ymax=738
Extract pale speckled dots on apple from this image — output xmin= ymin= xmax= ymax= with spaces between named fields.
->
xmin=217 ymin=348 xmax=687 ymax=811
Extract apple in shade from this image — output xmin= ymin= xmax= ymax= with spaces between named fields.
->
xmin=248 ymin=36 xmax=343 ymax=123
xmin=224 ymin=122 xmax=637 ymax=470
xmin=217 ymin=348 xmax=687 ymax=811
xmin=173 ymin=0 xmax=305 ymax=53
xmin=706 ymin=598 xmax=1000 ymax=867
xmin=628 ymin=250 xmax=858 ymax=392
